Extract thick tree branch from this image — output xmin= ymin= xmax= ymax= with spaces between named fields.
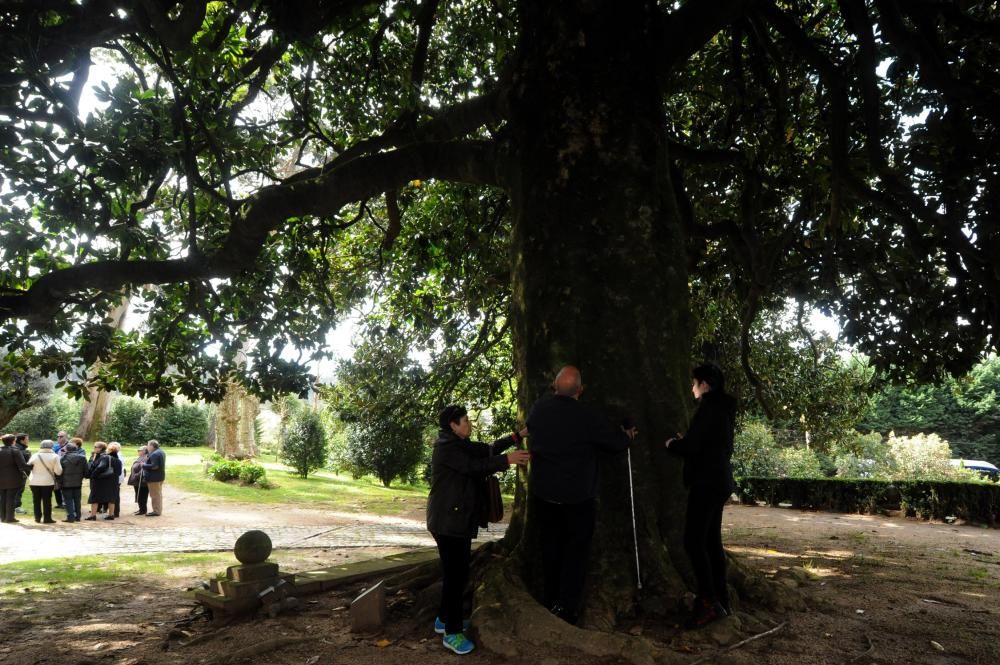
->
xmin=325 ymin=89 xmax=509 ymax=169
xmin=138 ymin=0 xmax=209 ymax=51
xmin=410 ymin=0 xmax=442 ymax=101
xmin=660 ymin=0 xmax=755 ymax=72
xmin=1 ymin=140 xmax=498 ymax=324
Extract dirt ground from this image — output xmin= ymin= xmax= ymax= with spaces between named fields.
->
xmin=0 ymin=504 xmax=996 ymax=665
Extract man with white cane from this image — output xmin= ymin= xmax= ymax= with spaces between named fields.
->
xmin=130 ymin=444 xmax=150 ymax=515
xmin=527 ymin=366 xmax=637 ymax=626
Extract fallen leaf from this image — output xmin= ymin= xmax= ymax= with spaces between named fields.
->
xmin=930 ymin=641 xmax=945 ymax=652
xmin=855 ymin=609 xmax=865 ymax=615
xmin=375 ymin=639 xmax=392 ymax=648
xmin=306 ymin=656 xmax=321 ymax=665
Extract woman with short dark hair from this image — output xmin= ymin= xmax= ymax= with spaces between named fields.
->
xmin=665 ymin=363 xmax=738 ymax=628
xmin=85 ymin=442 xmax=119 ymax=521
xmin=426 ymin=405 xmax=530 ymax=655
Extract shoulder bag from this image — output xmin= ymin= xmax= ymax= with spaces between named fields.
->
xmin=40 ymin=455 xmax=61 ymax=490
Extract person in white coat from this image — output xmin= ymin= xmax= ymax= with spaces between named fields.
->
xmin=27 ymin=439 xmax=63 ymax=524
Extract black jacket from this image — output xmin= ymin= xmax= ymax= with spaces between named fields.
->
xmin=0 ymin=445 xmax=30 ymax=490
xmin=526 ymin=394 xmax=630 ymax=504
xmin=59 ymin=453 xmax=88 ymax=489
xmin=426 ymin=430 xmax=514 ymax=538
xmin=13 ymin=443 xmax=30 ymax=464
xmin=667 ymin=390 xmax=737 ymax=492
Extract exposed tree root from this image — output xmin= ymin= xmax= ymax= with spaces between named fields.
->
xmin=382 ymin=559 xmax=440 ymax=594
xmin=726 ymin=552 xmax=807 ymax=613
xmin=473 ymin=560 xmax=686 ymax=665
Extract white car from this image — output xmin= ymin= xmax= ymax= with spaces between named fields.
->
xmin=949 ymin=459 xmax=999 ymax=481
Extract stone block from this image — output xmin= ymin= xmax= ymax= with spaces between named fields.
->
xmin=227 ymin=562 xmax=280 ymax=583
xmin=350 ymin=580 xmax=386 ymax=632
xmin=219 ymin=578 xmax=273 ymax=600
xmin=195 ymin=589 xmax=260 ymax=616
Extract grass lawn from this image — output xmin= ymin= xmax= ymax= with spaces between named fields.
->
xmin=0 ymin=548 xmax=385 ymax=604
xmin=0 ymin=551 xmax=235 ymax=598
xmin=165 ymin=447 xmax=430 ymax=516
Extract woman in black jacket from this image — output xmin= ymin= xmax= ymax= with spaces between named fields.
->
xmin=665 ymin=364 xmax=737 ymax=628
xmin=85 ymin=442 xmax=120 ymax=521
xmin=426 ymin=405 xmax=530 ymax=655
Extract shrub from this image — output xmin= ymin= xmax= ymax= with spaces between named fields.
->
xmin=157 ymin=403 xmax=209 ymax=446
xmin=281 ymin=410 xmax=329 ymax=478
xmin=732 ymin=418 xmax=782 ymax=478
xmin=6 ymin=393 xmax=83 ymax=439
xmin=206 ymin=453 xmax=268 ymax=487
xmin=778 ymin=446 xmax=825 ymax=478
xmin=6 ymin=404 xmax=57 ymax=439
xmin=885 ymin=431 xmax=955 ymax=480
xmin=238 ymin=462 xmax=267 ymax=485
xmin=344 ymin=419 xmax=427 ymax=488
xmin=103 ymin=397 xmax=150 ymax=444
xmin=140 ymin=402 xmax=209 ymax=446
xmin=833 ymin=431 xmax=889 ymax=478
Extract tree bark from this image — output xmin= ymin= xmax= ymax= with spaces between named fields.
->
xmin=490 ymin=0 xmax=697 ymax=632
xmin=76 ymin=297 xmax=130 ymax=440
xmin=215 ymin=379 xmax=260 ymax=459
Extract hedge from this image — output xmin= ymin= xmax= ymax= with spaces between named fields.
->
xmin=736 ymin=476 xmax=1000 ymax=526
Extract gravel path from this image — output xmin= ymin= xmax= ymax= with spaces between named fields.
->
xmin=0 ymin=478 xmax=508 ymax=563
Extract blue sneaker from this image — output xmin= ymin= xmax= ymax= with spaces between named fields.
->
xmin=434 ymin=617 xmax=471 ymax=634
xmin=442 ymin=632 xmax=475 ymax=655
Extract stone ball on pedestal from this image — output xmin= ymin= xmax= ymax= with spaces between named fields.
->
xmin=234 ymin=529 xmax=272 ymax=564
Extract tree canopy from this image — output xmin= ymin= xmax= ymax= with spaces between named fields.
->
xmin=1 ymin=0 xmax=997 ymax=401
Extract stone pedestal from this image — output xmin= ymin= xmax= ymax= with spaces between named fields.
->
xmin=194 ymin=531 xmax=296 ymax=624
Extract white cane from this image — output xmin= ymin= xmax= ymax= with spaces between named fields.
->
xmin=137 ymin=464 xmax=145 ymax=513
xmin=627 ymin=447 xmax=642 ymax=590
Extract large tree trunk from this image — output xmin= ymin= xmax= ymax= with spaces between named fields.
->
xmin=215 ymin=379 xmax=260 ymax=459
xmin=76 ymin=298 xmax=130 ymax=440
xmin=478 ymin=0 xmax=697 ymax=648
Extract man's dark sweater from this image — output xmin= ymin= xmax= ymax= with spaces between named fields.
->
xmin=527 ymin=394 xmax=630 ymax=504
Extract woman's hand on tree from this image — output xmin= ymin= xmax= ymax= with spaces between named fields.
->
xmin=507 ymin=450 xmax=531 ymax=466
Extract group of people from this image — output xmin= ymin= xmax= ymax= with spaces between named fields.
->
xmin=0 ymin=432 xmax=167 ymax=524
xmin=425 ymin=363 xmax=736 ymax=655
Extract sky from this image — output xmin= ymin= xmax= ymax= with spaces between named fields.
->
xmin=73 ymin=51 xmax=844 ymax=385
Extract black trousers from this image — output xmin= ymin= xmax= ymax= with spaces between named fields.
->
xmin=535 ymin=497 xmax=596 ymax=614
xmin=31 ymin=485 xmax=54 ymax=522
xmin=0 ymin=488 xmax=17 ymax=521
xmin=433 ymin=533 xmax=472 ymax=635
xmin=136 ymin=482 xmax=148 ymax=513
xmin=683 ymin=486 xmax=730 ymax=610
